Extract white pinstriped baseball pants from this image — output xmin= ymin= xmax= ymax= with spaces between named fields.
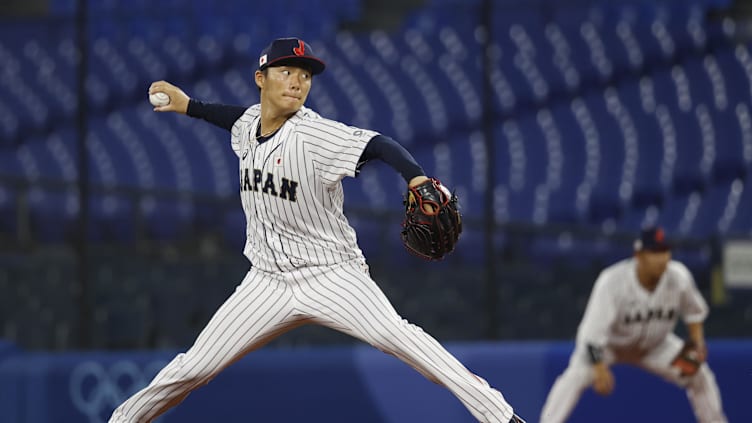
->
xmin=109 ymin=259 xmax=515 ymax=423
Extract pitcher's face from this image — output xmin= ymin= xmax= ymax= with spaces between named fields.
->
xmin=256 ymin=66 xmax=312 ymax=115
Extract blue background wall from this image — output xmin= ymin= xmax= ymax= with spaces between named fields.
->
xmin=1 ymin=339 xmax=749 ymax=422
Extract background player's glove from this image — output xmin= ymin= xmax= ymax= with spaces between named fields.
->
xmin=671 ymin=340 xmax=702 ymax=377
xmin=401 ymin=178 xmax=462 ymax=260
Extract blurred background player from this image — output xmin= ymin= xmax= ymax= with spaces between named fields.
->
xmin=539 ymin=227 xmax=727 ymax=423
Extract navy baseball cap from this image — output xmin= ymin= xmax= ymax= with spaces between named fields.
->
xmin=634 ymin=226 xmax=671 ymax=252
xmin=258 ymin=37 xmax=326 ymax=75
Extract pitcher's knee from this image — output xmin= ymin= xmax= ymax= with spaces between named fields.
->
xmin=367 ymin=318 xmax=423 ymax=352
xmin=164 ymin=352 xmax=216 ymax=388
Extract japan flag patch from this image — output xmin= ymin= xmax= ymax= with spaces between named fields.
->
xmin=259 ymin=54 xmax=268 ymax=67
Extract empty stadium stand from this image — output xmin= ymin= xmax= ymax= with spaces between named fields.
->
xmin=1 ymin=0 xmax=750 ymax=349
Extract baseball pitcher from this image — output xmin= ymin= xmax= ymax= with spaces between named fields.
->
xmin=108 ymin=37 xmax=525 ymax=423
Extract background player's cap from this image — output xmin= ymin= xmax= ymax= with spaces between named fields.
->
xmin=633 ymin=226 xmax=672 ymax=252
xmin=258 ymin=37 xmax=326 ymax=75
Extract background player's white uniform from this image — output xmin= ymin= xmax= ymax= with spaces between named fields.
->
xmin=540 ymin=258 xmax=727 ymax=423
xmin=110 ymin=105 xmax=517 ymax=423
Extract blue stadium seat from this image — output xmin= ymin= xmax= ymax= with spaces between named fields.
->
xmin=0 ymin=97 xmax=20 ymax=147
xmin=515 ymin=113 xmax=549 ymax=191
xmin=27 ymin=188 xmax=79 ymax=243
xmin=331 ymin=32 xmax=399 ymax=139
xmin=595 ymin=5 xmax=639 ymax=72
xmin=88 ymin=194 xmax=137 ymax=244
xmin=140 ymin=196 xmax=196 ymax=242
xmin=394 ymin=34 xmax=451 ymax=138
xmin=619 ymin=204 xmax=660 ymax=232
xmin=12 ymin=134 xmax=74 ymax=183
xmin=421 ymin=26 xmax=481 ymax=132
xmin=528 ymin=233 xmax=630 ymax=270
xmin=579 ymin=92 xmax=627 ymax=223
xmin=0 ymin=151 xmax=23 ymax=180
xmin=551 ymin=9 xmax=604 ymax=85
xmin=2 ymin=0 xmax=746 ymax=249
xmin=89 ymin=37 xmax=140 ymax=101
xmin=0 ymin=184 xmax=17 ymax=239
xmin=546 ymin=102 xmax=587 ymax=224
xmin=117 ymin=108 xmax=179 ymax=190
xmin=492 ymin=10 xmax=553 ymax=105
xmin=724 ymin=179 xmax=752 ymax=236
xmin=671 ymin=245 xmax=712 ymax=273
xmin=689 ymin=180 xmax=735 ymax=237
xmin=89 ymin=117 xmax=145 ymax=189
xmin=157 ymin=30 xmax=200 ymax=80
xmin=635 ymin=8 xmax=678 ymax=65
xmin=705 ymin=14 xmax=736 ymax=48
xmin=546 ymin=23 xmax=584 ymax=91
xmin=656 ymin=190 xmax=698 ymax=235
xmin=669 ymin=106 xmax=708 ymax=194
xmin=710 ymin=104 xmax=747 ymax=183
xmin=493 ymin=117 xmax=545 ymax=223
xmin=348 ymin=214 xmax=387 ymax=261
xmin=616 ymin=80 xmax=666 ymax=208
xmin=451 ymin=226 xmax=487 ymax=264
xmin=438 ymin=132 xmax=486 ymax=220
xmin=719 ymin=46 xmax=752 ymax=108
xmin=683 ymin=55 xmax=716 ymax=110
xmin=1 ymin=72 xmax=51 ymax=133
xmin=119 ymin=35 xmax=170 ymax=83
xmin=318 ymin=36 xmax=378 ymax=132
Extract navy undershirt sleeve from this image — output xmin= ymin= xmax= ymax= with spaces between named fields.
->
xmin=186 ymin=99 xmax=247 ymax=131
xmin=358 ymin=135 xmax=425 ymax=182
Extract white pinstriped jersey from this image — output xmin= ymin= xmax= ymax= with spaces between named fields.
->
xmin=230 ymin=105 xmax=379 ymax=272
xmin=576 ymin=258 xmax=709 ymax=351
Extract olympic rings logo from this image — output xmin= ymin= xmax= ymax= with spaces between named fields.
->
xmin=68 ymin=359 xmax=168 ymax=423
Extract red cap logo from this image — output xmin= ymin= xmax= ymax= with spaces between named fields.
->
xmin=293 ymin=40 xmax=305 ymax=56
xmin=655 ymin=228 xmax=665 ymax=242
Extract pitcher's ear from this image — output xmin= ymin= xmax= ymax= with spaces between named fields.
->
xmin=254 ymin=70 xmax=265 ymax=90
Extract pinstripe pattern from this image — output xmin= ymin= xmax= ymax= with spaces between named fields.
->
xmin=291 ymin=261 xmax=514 ymax=422
xmin=233 ymin=106 xmax=379 ymax=272
xmin=110 ymin=104 xmax=515 ymax=423
xmin=111 ymin=261 xmax=515 ymax=423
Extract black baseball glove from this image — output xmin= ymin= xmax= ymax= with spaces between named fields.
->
xmin=401 ymin=178 xmax=462 ymax=260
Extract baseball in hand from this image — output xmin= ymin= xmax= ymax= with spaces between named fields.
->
xmin=149 ymin=92 xmax=170 ymax=107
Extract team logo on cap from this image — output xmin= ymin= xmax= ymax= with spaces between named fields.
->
xmin=293 ymin=40 xmax=305 ymax=56
xmin=655 ymin=228 xmax=665 ymax=242
xmin=259 ymin=54 xmax=268 ymax=67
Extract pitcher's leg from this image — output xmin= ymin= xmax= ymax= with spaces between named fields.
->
xmin=110 ymin=271 xmax=298 ymax=423
xmin=295 ymin=263 xmax=515 ymax=423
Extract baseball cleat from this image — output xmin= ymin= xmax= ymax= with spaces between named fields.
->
xmin=509 ymin=414 xmax=527 ymax=423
